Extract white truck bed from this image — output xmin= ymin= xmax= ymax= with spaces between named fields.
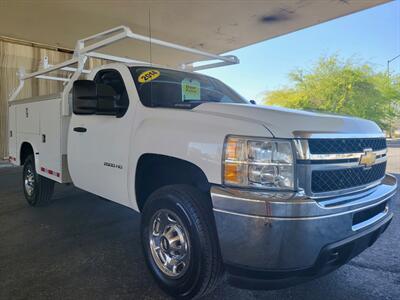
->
xmin=8 ymin=94 xmax=72 ymax=183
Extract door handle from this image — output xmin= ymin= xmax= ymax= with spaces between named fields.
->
xmin=73 ymin=127 xmax=87 ymax=133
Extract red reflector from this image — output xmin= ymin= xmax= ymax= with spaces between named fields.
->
xmin=40 ymin=166 xmax=60 ymax=178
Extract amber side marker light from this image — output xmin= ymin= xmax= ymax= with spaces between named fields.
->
xmin=224 ymin=163 xmax=241 ymax=184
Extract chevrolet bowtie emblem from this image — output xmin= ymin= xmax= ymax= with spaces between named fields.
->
xmin=359 ymin=149 xmax=376 ymax=168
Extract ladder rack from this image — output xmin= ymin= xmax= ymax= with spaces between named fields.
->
xmin=9 ymin=25 xmax=239 ymax=115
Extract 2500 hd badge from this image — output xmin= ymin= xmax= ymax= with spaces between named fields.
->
xmin=104 ymin=162 xmax=123 ymax=169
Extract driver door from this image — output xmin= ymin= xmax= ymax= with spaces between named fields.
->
xmin=68 ymin=68 xmax=133 ymax=207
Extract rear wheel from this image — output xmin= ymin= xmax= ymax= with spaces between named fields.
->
xmin=22 ymin=155 xmax=55 ymax=206
xmin=141 ymin=185 xmax=223 ymax=299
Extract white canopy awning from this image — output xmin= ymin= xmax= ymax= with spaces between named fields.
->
xmin=0 ymin=0 xmax=389 ymax=67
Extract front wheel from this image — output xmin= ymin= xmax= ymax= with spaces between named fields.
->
xmin=141 ymin=185 xmax=223 ymax=299
xmin=22 ymin=155 xmax=55 ymax=206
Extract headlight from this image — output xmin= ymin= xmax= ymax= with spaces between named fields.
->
xmin=223 ymin=136 xmax=294 ymax=189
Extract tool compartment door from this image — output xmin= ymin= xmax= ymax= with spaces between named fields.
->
xmin=8 ymin=105 xmax=17 ymax=162
xmin=37 ymin=99 xmax=63 ymax=182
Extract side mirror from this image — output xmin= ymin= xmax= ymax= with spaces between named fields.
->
xmin=249 ymin=100 xmax=257 ymax=105
xmin=73 ymin=80 xmax=97 ymax=115
xmin=72 ymin=80 xmax=118 ymax=116
xmin=96 ymin=84 xmax=117 ymax=116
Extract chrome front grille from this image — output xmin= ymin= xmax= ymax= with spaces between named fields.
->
xmin=294 ymin=136 xmax=387 ymax=197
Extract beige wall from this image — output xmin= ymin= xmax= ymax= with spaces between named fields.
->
xmin=0 ymin=39 xmax=103 ymax=159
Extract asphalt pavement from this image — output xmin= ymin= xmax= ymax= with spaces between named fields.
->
xmin=0 ymin=150 xmax=399 ymax=300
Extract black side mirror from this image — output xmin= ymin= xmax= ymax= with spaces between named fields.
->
xmin=73 ymin=80 xmax=97 ymax=115
xmin=249 ymin=100 xmax=257 ymax=105
xmin=73 ymin=80 xmax=118 ymax=116
xmin=96 ymin=84 xmax=117 ymax=116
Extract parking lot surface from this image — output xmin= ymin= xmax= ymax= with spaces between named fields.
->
xmin=0 ymin=148 xmax=399 ymax=300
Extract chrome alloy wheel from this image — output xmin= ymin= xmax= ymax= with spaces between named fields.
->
xmin=149 ymin=209 xmax=191 ymax=278
xmin=24 ymin=166 xmax=35 ymax=196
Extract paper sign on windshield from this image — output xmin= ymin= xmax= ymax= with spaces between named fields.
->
xmin=181 ymin=78 xmax=201 ymax=101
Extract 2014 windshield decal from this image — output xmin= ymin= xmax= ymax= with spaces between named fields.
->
xmin=104 ymin=162 xmax=123 ymax=169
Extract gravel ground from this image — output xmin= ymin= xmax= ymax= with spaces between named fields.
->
xmin=0 ymin=149 xmax=399 ymax=300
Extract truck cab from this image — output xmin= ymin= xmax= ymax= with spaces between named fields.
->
xmin=8 ymin=27 xmax=397 ymax=299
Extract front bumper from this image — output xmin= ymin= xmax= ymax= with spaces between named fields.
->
xmin=211 ymin=174 xmax=397 ymax=288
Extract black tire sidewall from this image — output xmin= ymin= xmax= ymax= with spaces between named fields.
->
xmin=22 ymin=155 xmax=38 ymax=206
xmin=141 ymin=189 xmax=209 ymax=299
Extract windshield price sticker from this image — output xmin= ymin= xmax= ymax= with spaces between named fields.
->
xmin=182 ymin=78 xmax=201 ymax=101
xmin=138 ymin=70 xmax=160 ymax=83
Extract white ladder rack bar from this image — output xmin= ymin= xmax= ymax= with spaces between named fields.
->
xmin=36 ymin=75 xmax=70 ymax=82
xmin=9 ymin=25 xmax=239 ymax=115
xmin=192 ymin=56 xmax=239 ymax=71
xmin=75 ymin=26 xmax=237 ymax=65
xmin=19 ymin=25 xmax=239 ymax=82
xmin=21 ymin=58 xmax=79 ymax=80
xmin=54 ymin=66 xmax=91 ymax=74
xmin=86 ymin=51 xmax=150 ymax=65
xmin=125 ymin=30 xmax=237 ymax=64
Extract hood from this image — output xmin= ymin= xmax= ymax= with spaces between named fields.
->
xmin=193 ymin=103 xmax=383 ymax=138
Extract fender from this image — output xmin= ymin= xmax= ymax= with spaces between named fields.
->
xmin=127 ymin=107 xmax=272 ymax=210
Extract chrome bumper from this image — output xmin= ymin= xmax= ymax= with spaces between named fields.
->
xmin=211 ymin=174 xmax=397 ymax=271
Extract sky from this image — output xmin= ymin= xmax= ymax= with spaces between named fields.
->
xmin=200 ymin=0 xmax=400 ymax=102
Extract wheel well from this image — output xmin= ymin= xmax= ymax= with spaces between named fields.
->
xmin=20 ymin=142 xmax=34 ymax=165
xmin=135 ymin=154 xmax=211 ymax=211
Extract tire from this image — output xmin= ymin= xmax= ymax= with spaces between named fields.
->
xmin=22 ymin=154 xmax=55 ymax=207
xmin=141 ymin=185 xmax=223 ymax=299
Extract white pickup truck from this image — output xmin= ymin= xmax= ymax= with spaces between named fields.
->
xmin=7 ymin=27 xmax=397 ymax=299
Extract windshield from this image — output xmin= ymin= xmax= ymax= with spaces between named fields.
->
xmin=130 ymin=67 xmax=248 ymax=108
